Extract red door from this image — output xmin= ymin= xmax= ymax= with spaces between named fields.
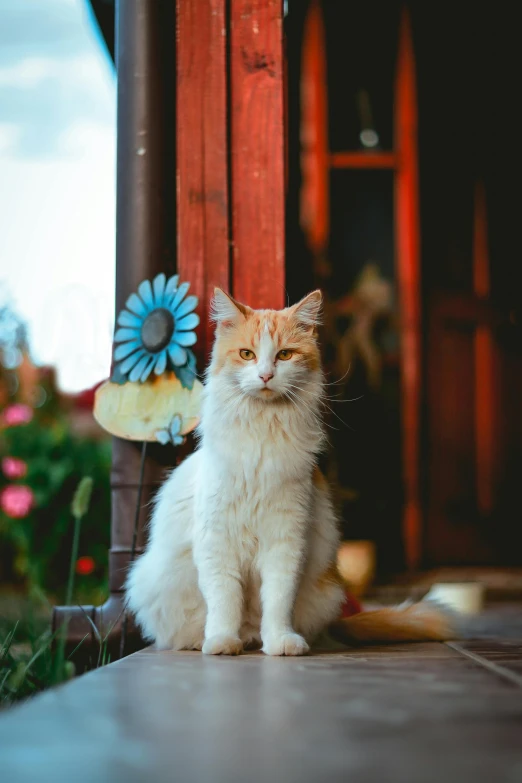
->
xmin=426 ymin=182 xmax=522 ymax=566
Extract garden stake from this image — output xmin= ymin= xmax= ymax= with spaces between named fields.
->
xmin=119 ymin=440 xmax=148 ymax=659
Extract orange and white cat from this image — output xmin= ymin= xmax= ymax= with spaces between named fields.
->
xmin=126 ymin=289 xmax=453 ymax=655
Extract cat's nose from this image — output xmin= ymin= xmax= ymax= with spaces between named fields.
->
xmin=259 ymin=372 xmax=274 ymax=384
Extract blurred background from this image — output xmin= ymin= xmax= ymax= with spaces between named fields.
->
xmin=284 ymin=0 xmax=522 ymax=584
xmin=2 ymin=0 xmax=522 ymax=676
xmin=0 ymin=0 xmax=114 ymax=623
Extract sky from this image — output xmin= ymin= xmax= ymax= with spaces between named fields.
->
xmin=0 ymin=0 xmax=116 ymax=393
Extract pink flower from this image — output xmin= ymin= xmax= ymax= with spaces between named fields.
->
xmin=2 ymin=457 xmax=28 ymax=480
xmin=3 ymin=404 xmax=33 ymax=427
xmin=0 ymin=485 xmax=34 ymax=519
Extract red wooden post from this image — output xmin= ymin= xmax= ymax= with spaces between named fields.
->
xmin=473 ymin=180 xmax=496 ymax=515
xmin=230 ymin=0 xmax=285 ymax=310
xmin=299 ymin=0 xmax=329 ymax=259
xmin=395 ymin=7 xmax=422 ymax=571
xmin=176 ymin=0 xmax=230 ymax=360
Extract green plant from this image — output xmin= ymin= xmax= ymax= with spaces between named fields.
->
xmin=0 ymin=389 xmax=111 ymax=601
xmin=0 ymin=477 xmax=112 ymax=706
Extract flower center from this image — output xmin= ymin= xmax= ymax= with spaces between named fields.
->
xmin=141 ymin=309 xmax=175 ymax=352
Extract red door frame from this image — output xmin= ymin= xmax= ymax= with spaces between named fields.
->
xmin=300 ymin=2 xmax=422 ymax=570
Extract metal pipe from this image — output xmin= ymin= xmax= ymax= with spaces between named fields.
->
xmin=53 ymin=0 xmax=177 ymax=663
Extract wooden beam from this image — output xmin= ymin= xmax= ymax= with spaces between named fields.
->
xmin=176 ymin=0 xmax=230 ymax=360
xmin=395 ymin=7 xmax=422 ymax=571
xmin=473 ymin=180 xmax=495 ymax=515
xmin=300 ymin=0 xmax=329 ymax=257
xmin=329 ymin=152 xmax=397 ymax=170
xmin=230 ymin=0 xmax=285 ymax=310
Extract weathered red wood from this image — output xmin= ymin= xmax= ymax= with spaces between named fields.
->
xmin=426 ymin=295 xmax=489 ymax=564
xmin=329 ymin=152 xmax=397 ymax=170
xmin=177 ymin=0 xmax=230 ymax=359
xmin=284 ymin=29 xmax=289 ymax=194
xmin=230 ymin=0 xmax=285 ymax=310
xmin=473 ymin=180 xmax=496 ymax=515
xmin=300 ymin=0 xmax=329 ymax=258
xmin=395 ymin=8 xmax=422 ymax=570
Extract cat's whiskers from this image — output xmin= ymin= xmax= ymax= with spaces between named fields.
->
xmin=282 ymin=385 xmax=334 ymax=436
xmin=281 ymin=390 xmax=331 ymax=448
xmin=284 ymin=380 xmax=353 ymax=431
xmin=323 ymin=364 xmax=353 ymax=387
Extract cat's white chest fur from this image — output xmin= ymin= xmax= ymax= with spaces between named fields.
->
xmin=196 ymin=391 xmax=318 ymax=545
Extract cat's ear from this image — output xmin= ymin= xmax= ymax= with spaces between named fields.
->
xmin=291 ymin=290 xmax=323 ymax=331
xmin=211 ymin=288 xmax=251 ymax=328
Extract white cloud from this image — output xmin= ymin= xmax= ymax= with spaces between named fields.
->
xmin=0 ymin=57 xmax=54 ymax=88
xmin=0 ymin=51 xmax=113 ymax=96
xmin=0 ymin=122 xmax=19 ymax=153
xmin=58 ymin=119 xmax=115 ymax=163
xmin=0 ymin=155 xmax=116 ymax=392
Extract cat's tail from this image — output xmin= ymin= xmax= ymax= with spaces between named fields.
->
xmin=329 ymin=600 xmax=456 ymax=644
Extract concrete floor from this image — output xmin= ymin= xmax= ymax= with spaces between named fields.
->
xmin=1 ymin=605 xmax=521 ymax=783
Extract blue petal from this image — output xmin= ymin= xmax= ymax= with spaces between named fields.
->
xmin=114 ymin=327 xmax=140 ymax=343
xmin=114 ymin=340 xmax=141 ymax=361
xmin=175 ymin=363 xmax=195 ymax=390
xmin=170 ymin=415 xmax=182 ymax=436
xmin=153 ymin=273 xmax=166 ymax=306
xmin=175 ymin=312 xmax=200 ymax=331
xmin=186 ymin=349 xmax=197 ymax=370
xmin=126 ymin=293 xmax=147 ymax=317
xmin=170 ymin=282 xmax=190 ymax=311
xmin=129 ymin=354 xmax=150 ymax=382
xmin=110 ymin=364 xmax=127 ymax=385
xmin=175 ymin=295 xmax=198 ymax=319
xmin=168 ymin=343 xmax=187 ymax=367
xmin=173 ymin=331 xmax=197 ymax=347
xmin=117 ymin=310 xmax=142 ymax=328
xmin=140 ymin=357 xmax=155 ymax=382
xmin=119 ymin=349 xmax=146 ymax=375
xmin=173 ymin=435 xmax=184 ymax=446
xmin=163 ymin=275 xmax=179 ymax=305
xmin=138 ymin=279 xmax=154 ymax=310
xmin=153 ymin=350 xmax=167 ymax=376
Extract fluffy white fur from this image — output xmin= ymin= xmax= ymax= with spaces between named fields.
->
xmin=126 ymin=290 xmax=344 ymax=655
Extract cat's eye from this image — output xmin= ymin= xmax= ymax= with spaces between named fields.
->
xmin=239 ymin=349 xmax=255 ymax=361
xmin=277 ymin=349 xmax=293 ymax=361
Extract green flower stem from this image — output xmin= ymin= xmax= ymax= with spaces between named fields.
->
xmin=65 ymin=512 xmax=82 ymax=609
xmin=54 ymin=476 xmax=93 ymax=683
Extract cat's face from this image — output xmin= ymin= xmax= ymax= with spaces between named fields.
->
xmin=209 ymin=290 xmax=323 ymax=402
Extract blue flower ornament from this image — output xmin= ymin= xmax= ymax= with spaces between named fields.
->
xmin=112 ymin=273 xmax=198 ymax=390
xmin=94 ymin=275 xmax=202 ymax=446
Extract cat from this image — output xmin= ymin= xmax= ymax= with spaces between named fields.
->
xmin=125 ymin=288 xmax=454 ymax=655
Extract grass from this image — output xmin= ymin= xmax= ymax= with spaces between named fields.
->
xmin=0 ymin=612 xmax=71 ymax=707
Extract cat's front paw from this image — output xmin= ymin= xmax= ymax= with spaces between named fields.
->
xmin=263 ymin=632 xmax=310 ymax=657
xmin=202 ymin=635 xmax=243 ymax=656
